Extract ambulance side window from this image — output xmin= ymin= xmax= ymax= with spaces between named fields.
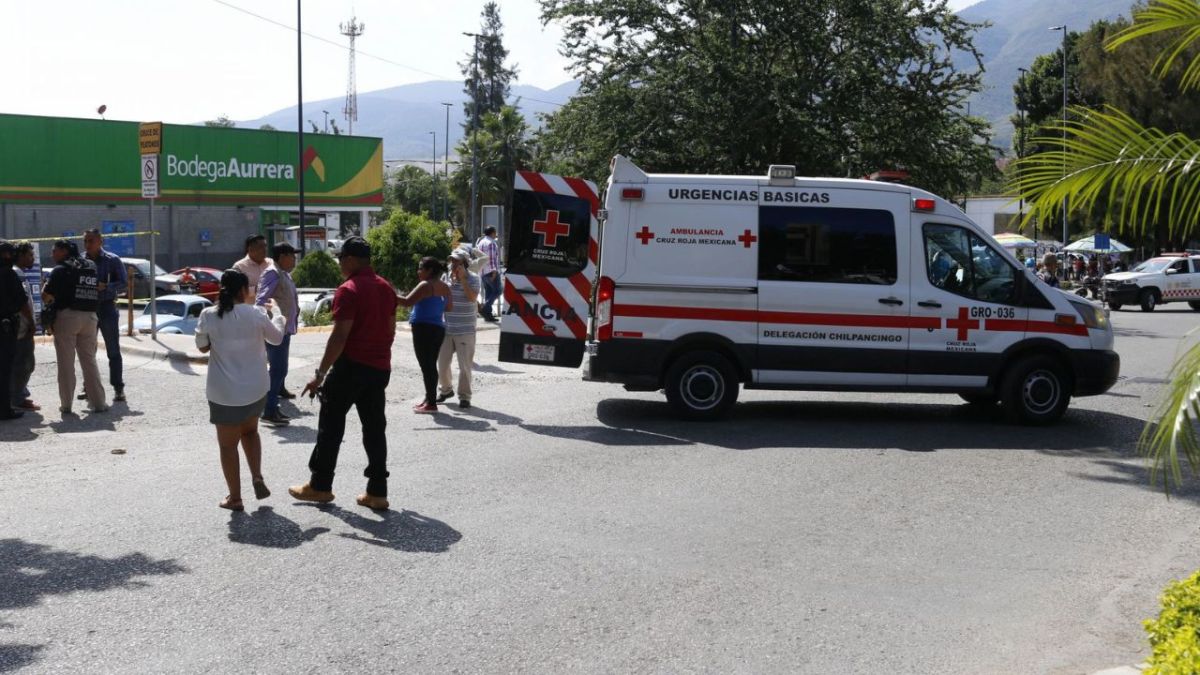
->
xmin=924 ymin=224 xmax=1017 ymax=305
xmin=507 ymin=190 xmax=592 ymax=278
xmin=758 ymin=206 xmax=897 ymax=285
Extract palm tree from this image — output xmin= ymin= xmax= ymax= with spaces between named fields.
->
xmin=1012 ymin=0 xmax=1200 ymax=493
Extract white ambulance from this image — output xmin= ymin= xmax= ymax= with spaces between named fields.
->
xmin=499 ymin=157 xmax=1119 ymax=424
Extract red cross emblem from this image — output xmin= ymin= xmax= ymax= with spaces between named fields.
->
xmin=635 ymin=226 xmax=655 ymax=245
xmin=946 ymin=307 xmax=980 ymax=341
xmin=532 ymin=210 xmax=570 ymax=248
xmin=737 ymin=229 xmax=757 ymax=248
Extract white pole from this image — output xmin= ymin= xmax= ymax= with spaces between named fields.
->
xmin=150 ymin=198 xmax=157 ymax=336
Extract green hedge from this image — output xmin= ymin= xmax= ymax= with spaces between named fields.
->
xmin=1145 ymin=569 xmax=1200 ymax=674
xmin=293 ymin=250 xmax=342 ymax=288
xmin=365 ymin=209 xmax=451 ymax=293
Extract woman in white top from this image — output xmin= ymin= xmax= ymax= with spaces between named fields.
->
xmin=195 ymin=269 xmax=286 ymax=512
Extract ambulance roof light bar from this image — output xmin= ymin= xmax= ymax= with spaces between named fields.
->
xmin=767 ymin=164 xmax=796 ymax=186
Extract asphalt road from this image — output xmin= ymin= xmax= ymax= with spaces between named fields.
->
xmin=2 ymin=308 xmax=1199 ymax=674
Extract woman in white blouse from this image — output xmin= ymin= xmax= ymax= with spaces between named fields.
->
xmin=195 ymin=269 xmax=286 ymax=512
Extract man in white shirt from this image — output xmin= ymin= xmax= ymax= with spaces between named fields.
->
xmin=476 ymin=226 xmax=501 ymax=322
xmin=232 ymin=234 xmax=272 ymax=300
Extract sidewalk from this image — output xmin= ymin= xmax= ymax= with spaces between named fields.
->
xmin=35 ymin=317 xmax=504 ymax=365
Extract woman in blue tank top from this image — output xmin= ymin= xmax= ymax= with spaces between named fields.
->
xmin=397 ymin=256 xmax=453 ymax=413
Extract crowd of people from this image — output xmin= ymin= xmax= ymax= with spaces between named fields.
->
xmin=0 ymin=227 xmax=502 ymax=512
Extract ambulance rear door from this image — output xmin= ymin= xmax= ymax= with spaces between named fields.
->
xmin=499 ymin=170 xmax=599 ymax=368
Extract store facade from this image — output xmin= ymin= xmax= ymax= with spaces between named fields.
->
xmin=0 ymin=113 xmax=383 ymax=268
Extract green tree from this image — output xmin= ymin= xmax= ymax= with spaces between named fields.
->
xmin=1012 ymin=0 xmax=1200 ymax=493
xmin=259 ymin=124 xmax=277 ymax=131
xmin=450 ymin=106 xmax=535 ymax=231
xmin=292 ymin=250 xmax=342 ymax=288
xmin=461 ymin=2 xmax=517 ymax=122
xmin=535 ymin=0 xmax=997 ymax=197
xmin=204 ymin=115 xmax=236 ymax=128
xmin=365 ymin=209 xmax=452 ymax=292
xmin=390 ymin=165 xmax=451 ymax=222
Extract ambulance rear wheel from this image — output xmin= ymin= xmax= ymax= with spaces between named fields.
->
xmin=1139 ymin=289 xmax=1158 ymax=312
xmin=665 ymin=351 xmax=739 ymax=421
xmin=1000 ymin=355 xmax=1071 ymax=425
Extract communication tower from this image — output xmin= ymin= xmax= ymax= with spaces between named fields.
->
xmin=340 ymin=16 xmax=365 ymax=135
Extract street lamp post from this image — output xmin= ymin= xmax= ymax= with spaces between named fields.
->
xmin=430 ymin=131 xmax=437 ymax=220
xmin=1018 ymin=67 xmax=1029 ymax=242
xmin=464 ymin=32 xmax=482 ymax=240
xmin=1051 ymin=24 xmax=1068 ymax=272
xmin=297 ymin=0 xmax=306 ymax=256
xmin=442 ymin=102 xmax=452 ymax=223
xmin=322 ymin=109 xmax=329 ymax=134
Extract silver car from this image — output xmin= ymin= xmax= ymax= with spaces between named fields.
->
xmin=132 ymin=295 xmax=212 ymax=335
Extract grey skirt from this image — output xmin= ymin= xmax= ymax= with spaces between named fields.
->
xmin=208 ymin=395 xmax=267 ymax=425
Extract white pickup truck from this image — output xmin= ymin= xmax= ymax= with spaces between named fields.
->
xmin=1102 ymin=255 xmax=1200 ymax=311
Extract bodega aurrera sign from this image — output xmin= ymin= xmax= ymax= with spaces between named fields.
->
xmin=166 ymin=154 xmax=296 ymax=183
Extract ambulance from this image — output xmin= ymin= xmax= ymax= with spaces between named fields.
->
xmin=499 ymin=156 xmax=1119 ymax=424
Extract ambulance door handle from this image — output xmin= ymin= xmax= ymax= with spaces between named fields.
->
xmin=878 ymin=297 xmax=904 ymax=306
xmin=917 ymin=300 xmax=942 ymax=308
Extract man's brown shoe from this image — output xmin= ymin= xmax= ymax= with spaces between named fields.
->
xmin=356 ymin=493 xmax=389 ymax=511
xmin=288 ymin=483 xmax=334 ymax=503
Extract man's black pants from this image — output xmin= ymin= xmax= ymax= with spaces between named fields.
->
xmin=0 ymin=320 xmax=15 ymax=415
xmin=307 ymin=357 xmax=391 ymax=497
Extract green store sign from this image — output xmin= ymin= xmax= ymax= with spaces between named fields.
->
xmin=0 ymin=113 xmax=383 ymax=206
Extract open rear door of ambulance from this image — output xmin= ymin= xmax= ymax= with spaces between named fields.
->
xmin=499 ymin=170 xmax=600 ymax=368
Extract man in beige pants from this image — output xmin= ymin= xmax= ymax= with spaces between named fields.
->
xmin=43 ymin=240 xmax=107 ymax=415
xmin=436 ymin=249 xmax=480 ymax=408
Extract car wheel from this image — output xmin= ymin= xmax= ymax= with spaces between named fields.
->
xmin=1189 ymin=301 xmax=1200 ymax=312
xmin=664 ymin=350 xmax=739 ymax=421
xmin=1139 ymin=289 xmax=1158 ymax=312
xmin=1000 ymin=355 xmax=1071 ymax=425
xmin=959 ymin=392 xmax=996 ymax=406
xmin=1107 ymin=302 xmax=1122 ymax=311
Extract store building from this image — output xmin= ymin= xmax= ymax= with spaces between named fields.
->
xmin=0 ymin=113 xmax=383 ymax=268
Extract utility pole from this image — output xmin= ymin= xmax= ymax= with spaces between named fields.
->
xmin=465 ymin=32 xmax=481 ymax=240
xmin=322 ymin=109 xmax=329 ymax=134
xmin=340 ymin=16 xmax=365 ymax=136
xmin=1051 ymin=24 xmax=1069 ymax=267
xmin=1018 ymin=67 xmax=1029 ymax=242
xmin=442 ymin=102 xmax=452 ymax=223
xmin=430 ymin=131 xmax=437 ymax=220
xmin=297 ymin=0 xmax=305 ymax=256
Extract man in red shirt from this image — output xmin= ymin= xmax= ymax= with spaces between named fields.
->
xmin=289 ymin=237 xmax=398 ymax=510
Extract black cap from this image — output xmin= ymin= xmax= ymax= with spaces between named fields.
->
xmin=0 ymin=241 xmax=14 ymax=256
xmin=337 ymin=236 xmax=371 ymax=259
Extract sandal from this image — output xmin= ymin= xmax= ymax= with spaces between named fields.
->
xmin=252 ymin=478 xmax=271 ymax=500
xmin=219 ymin=496 xmax=244 ymax=511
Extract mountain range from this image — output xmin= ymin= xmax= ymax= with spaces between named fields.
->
xmin=238 ymin=0 xmax=1137 ymax=163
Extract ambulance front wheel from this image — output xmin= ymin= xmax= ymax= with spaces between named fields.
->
xmin=1000 ymin=355 xmax=1071 ymax=425
xmin=664 ymin=351 xmax=740 ymax=421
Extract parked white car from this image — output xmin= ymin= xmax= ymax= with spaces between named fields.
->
xmin=132 ymin=295 xmax=212 ymax=334
xmin=1102 ymin=255 xmax=1200 ymax=312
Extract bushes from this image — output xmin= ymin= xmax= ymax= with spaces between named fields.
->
xmin=293 ymin=250 xmax=342 ymax=288
xmin=1145 ymin=570 xmax=1200 ymax=674
xmin=366 ymin=209 xmax=452 ymax=292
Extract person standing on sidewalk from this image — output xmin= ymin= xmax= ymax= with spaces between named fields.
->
xmin=398 ymin=257 xmax=452 ymax=414
xmin=82 ymin=229 xmax=128 ymax=403
xmin=42 ymin=240 xmax=106 ymax=415
xmin=289 ymin=237 xmax=398 ymax=511
xmin=436 ymin=249 xmax=479 ymax=409
xmin=195 ymin=269 xmax=287 ymax=512
xmin=476 ymin=226 xmax=501 ymax=322
xmin=256 ymin=242 xmax=299 ymax=427
xmin=232 ymin=234 xmax=272 ymax=300
xmin=0 ymin=241 xmax=31 ymax=421
xmin=10 ymin=243 xmax=39 ymax=412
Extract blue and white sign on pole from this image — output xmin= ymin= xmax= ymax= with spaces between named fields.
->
xmin=1094 ymin=233 xmax=1111 ymax=251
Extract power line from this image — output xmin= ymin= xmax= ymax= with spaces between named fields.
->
xmin=209 ymin=0 xmax=565 ymax=108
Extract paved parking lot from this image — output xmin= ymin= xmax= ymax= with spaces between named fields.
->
xmin=1 ymin=308 xmax=1198 ymax=673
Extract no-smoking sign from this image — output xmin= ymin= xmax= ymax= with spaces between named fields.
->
xmin=141 ymin=154 xmax=159 ymax=199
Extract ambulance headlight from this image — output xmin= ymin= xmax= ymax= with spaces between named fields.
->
xmin=1070 ymin=299 xmax=1108 ymax=330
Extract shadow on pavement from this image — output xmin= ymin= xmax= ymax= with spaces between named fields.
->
xmin=299 ymin=504 xmax=462 ymax=553
xmin=577 ymin=398 xmax=1148 ymax=454
xmin=266 ymin=422 xmax=318 ymax=446
xmin=455 ymin=405 xmax=523 ymax=426
xmin=0 ymin=414 xmax=44 ymax=442
xmin=227 ymin=506 xmax=328 ymax=548
xmin=0 ymin=643 xmax=44 ymax=672
xmin=0 ymin=538 xmax=186 ymax=670
xmin=1074 ymin=458 xmax=1200 ymax=505
xmin=471 ymin=363 xmax=522 ymax=375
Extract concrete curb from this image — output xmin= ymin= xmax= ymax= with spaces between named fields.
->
xmin=34 ymin=335 xmax=208 ymax=365
xmin=1091 ymin=664 xmax=1146 ymax=674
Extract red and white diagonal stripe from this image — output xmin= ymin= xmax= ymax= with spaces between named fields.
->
xmin=503 ymin=171 xmax=599 ymax=338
